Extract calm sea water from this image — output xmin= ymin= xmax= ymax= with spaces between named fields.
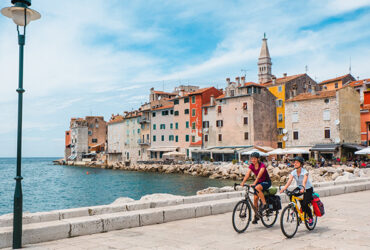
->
xmin=0 ymin=158 xmax=236 ymax=215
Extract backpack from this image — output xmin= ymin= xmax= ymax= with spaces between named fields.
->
xmin=267 ymin=195 xmax=282 ymax=211
xmin=312 ymin=197 xmax=325 ymax=217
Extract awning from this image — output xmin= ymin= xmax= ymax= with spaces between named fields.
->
xmin=162 ymin=151 xmax=186 ymax=157
xmin=355 ymin=147 xmax=370 ymax=155
xmin=285 ymin=147 xmax=311 ymax=154
xmin=241 ymin=149 xmax=268 ymax=157
xmin=342 ymin=143 xmax=365 ymax=151
xmin=68 ymin=154 xmax=77 ymax=160
xmin=148 ymin=147 xmax=178 ymax=152
xmin=310 ymin=144 xmax=339 ymax=152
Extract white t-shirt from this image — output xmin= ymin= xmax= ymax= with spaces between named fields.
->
xmin=290 ymin=168 xmax=312 ymax=189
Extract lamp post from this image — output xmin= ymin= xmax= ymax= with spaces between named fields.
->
xmin=1 ymin=0 xmax=40 ymax=248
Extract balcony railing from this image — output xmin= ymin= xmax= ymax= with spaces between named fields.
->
xmin=138 ymin=139 xmax=150 ymax=145
xmin=139 ymin=117 xmax=150 ymax=124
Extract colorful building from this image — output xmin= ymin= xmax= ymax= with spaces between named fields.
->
xmin=318 ymin=74 xmax=356 ymax=91
xmin=360 ymin=90 xmax=370 ymax=146
xmin=107 ymin=114 xmax=124 ymax=163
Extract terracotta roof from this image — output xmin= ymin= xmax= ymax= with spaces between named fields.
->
xmin=286 ymin=90 xmax=336 ymax=102
xmin=350 ymin=78 xmax=370 ymax=87
xmin=108 ymin=115 xmax=124 ymax=124
xmin=153 ymin=90 xmax=176 ymax=96
xmin=152 ymin=104 xmax=174 ymax=111
xmin=262 ymin=74 xmax=305 ymax=86
xmin=124 ymin=111 xmax=142 ymax=119
xmin=240 ymin=82 xmax=265 ymax=88
xmin=216 ymin=94 xmax=225 ymax=99
xmin=362 ymin=104 xmax=370 ymax=110
xmin=319 ymin=74 xmax=351 ymax=85
xmin=188 ymin=87 xmax=214 ymax=95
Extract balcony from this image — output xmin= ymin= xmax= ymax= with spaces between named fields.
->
xmin=138 ymin=139 xmax=150 ymax=145
xmin=139 ymin=117 xmax=150 ymax=124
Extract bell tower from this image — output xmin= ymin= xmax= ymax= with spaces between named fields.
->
xmin=258 ymin=33 xmax=272 ymax=84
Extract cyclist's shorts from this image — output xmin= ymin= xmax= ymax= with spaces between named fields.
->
xmin=258 ymin=180 xmax=271 ymax=191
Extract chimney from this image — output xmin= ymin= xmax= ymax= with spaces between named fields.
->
xmin=226 ymin=78 xmax=230 ymax=85
xmin=180 ymin=89 xmax=184 ymax=97
xmin=241 ymin=76 xmax=245 ymax=85
xmin=272 ymin=75 xmax=276 ymax=84
xmin=210 ymin=95 xmax=215 ymax=106
xmin=283 ymin=73 xmax=287 ymax=77
xmin=235 ymin=77 xmax=240 ymax=84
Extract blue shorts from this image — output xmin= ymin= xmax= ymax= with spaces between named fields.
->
xmin=258 ymin=180 xmax=271 ymax=191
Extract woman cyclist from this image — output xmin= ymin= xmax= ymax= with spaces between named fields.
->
xmin=241 ymin=152 xmax=271 ymax=224
xmin=280 ymin=156 xmax=314 ymax=225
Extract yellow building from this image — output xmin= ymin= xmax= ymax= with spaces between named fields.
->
xmin=318 ymin=74 xmax=355 ymax=91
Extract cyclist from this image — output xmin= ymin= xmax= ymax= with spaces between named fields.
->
xmin=241 ymin=152 xmax=271 ymax=224
xmin=280 ymin=156 xmax=314 ymax=225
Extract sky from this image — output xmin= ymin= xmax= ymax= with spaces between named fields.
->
xmin=0 ymin=0 xmax=369 ymax=157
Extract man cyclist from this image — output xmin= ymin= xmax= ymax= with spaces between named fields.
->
xmin=280 ymin=156 xmax=314 ymax=226
xmin=241 ymin=152 xmax=271 ymax=224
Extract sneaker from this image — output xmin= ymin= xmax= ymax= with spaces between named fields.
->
xmin=252 ymin=216 xmax=259 ymax=224
xmin=308 ymin=218 xmax=313 ymax=226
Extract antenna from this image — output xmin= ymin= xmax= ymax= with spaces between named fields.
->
xmin=241 ymin=69 xmax=247 ymax=78
xmin=349 ymin=56 xmax=352 ymax=74
xmin=305 ymin=65 xmax=308 ymax=74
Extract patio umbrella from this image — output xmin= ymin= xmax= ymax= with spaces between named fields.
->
xmin=241 ymin=149 xmax=268 ymax=157
xmin=285 ymin=148 xmax=310 ymax=154
xmin=267 ymin=148 xmax=287 ymax=155
xmin=354 ymin=147 xmax=370 ymax=155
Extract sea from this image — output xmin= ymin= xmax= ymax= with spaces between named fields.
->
xmin=0 ymin=157 xmax=236 ymax=215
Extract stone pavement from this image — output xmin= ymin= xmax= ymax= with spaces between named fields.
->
xmin=15 ymin=190 xmax=370 ymax=250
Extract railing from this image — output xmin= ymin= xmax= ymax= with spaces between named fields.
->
xmin=137 ymin=139 xmax=150 ymax=145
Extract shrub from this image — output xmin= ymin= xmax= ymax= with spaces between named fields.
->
xmin=308 ymin=158 xmax=316 ymax=166
xmin=202 ymin=156 xmax=210 ymax=161
xmin=210 ymin=158 xmax=214 ymax=162
xmin=340 ymin=157 xmax=347 ymax=163
xmin=232 ymin=159 xmax=238 ymax=165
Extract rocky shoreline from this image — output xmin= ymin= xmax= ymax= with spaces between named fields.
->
xmin=61 ymin=160 xmax=370 ymax=184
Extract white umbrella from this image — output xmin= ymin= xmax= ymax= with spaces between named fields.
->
xmin=162 ymin=151 xmax=186 ymax=157
xmin=267 ymin=148 xmax=287 ymax=155
xmin=285 ymin=148 xmax=310 ymax=154
xmin=355 ymin=147 xmax=370 ymax=155
xmin=241 ymin=149 xmax=268 ymax=157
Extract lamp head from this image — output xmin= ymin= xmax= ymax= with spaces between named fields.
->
xmin=1 ymin=0 xmax=40 ymax=26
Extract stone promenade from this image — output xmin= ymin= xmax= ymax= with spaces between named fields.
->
xmin=17 ymin=190 xmax=370 ymax=250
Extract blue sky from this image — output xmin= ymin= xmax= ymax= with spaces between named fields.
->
xmin=0 ymin=0 xmax=369 ymax=157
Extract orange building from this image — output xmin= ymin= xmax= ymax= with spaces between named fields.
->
xmin=318 ymin=74 xmax=355 ymax=91
xmin=361 ymin=91 xmax=370 ymax=145
xmin=64 ymin=130 xmax=71 ymax=160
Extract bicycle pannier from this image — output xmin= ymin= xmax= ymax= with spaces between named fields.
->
xmin=268 ymin=195 xmax=282 ymax=211
xmin=312 ymin=197 xmax=325 ymax=217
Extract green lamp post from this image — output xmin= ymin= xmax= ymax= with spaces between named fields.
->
xmin=1 ymin=0 xmax=40 ymax=248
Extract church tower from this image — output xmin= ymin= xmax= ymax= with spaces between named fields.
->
xmin=258 ymin=33 xmax=272 ymax=84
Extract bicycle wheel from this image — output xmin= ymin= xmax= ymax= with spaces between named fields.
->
xmin=232 ymin=200 xmax=251 ymax=233
xmin=280 ymin=204 xmax=299 ymax=238
xmin=304 ymin=204 xmax=317 ymax=230
xmin=260 ymin=200 xmax=278 ymax=228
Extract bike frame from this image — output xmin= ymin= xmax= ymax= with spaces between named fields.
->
xmin=241 ymin=185 xmax=263 ymax=217
xmin=288 ymin=195 xmax=306 ymax=222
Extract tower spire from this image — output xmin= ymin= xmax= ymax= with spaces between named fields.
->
xmin=258 ymin=33 xmax=272 ymax=84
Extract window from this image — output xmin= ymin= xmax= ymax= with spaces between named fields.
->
xmin=133 ymin=129 xmax=135 ymax=134
xmin=152 ymin=112 xmax=156 ymax=117
xmin=170 ymin=110 xmax=174 ymax=115
xmin=174 ymin=111 xmax=179 ymax=116
xmin=170 ymin=123 xmax=173 ymax=129
xmin=174 ymin=99 xmax=179 ymax=105
xmin=292 ymin=112 xmax=298 ymax=123
xmin=96 ymin=123 xmax=99 ymax=128
xmin=147 ymin=134 xmax=149 ymax=140
xmin=244 ymin=117 xmax=248 ymax=125
xmin=218 ymin=134 xmax=222 ymax=141
xmin=160 ymin=124 xmax=165 ymax=129
xmin=192 ymin=109 xmax=196 ymax=117
xmin=335 ymin=82 xmax=338 ymax=89
xmin=162 ymin=110 xmax=169 ymax=116
xmin=217 ymin=106 xmax=222 ymax=114
xmin=175 ymin=136 xmax=178 ymax=142
xmin=244 ymin=132 xmax=249 ymax=140
xmin=293 ymin=131 xmax=299 ymax=140
xmin=191 ymin=96 xmax=196 ymax=103
xmin=161 ymin=135 xmax=164 ymax=141
xmin=175 ymin=123 xmax=178 ymax=129
xmin=323 ymin=109 xmax=330 ymax=121
xmin=192 ymin=136 xmax=195 ymax=142
xmin=138 ymin=150 xmax=141 ymax=156
xmin=184 ymin=109 xmax=189 ymax=114
xmin=184 ymin=97 xmax=189 ymax=103
xmin=276 ymin=99 xmax=283 ymax=107
xmin=185 ymin=135 xmax=189 ymax=142
xmin=192 ymin=122 xmax=196 ymax=129
xmin=325 ymin=128 xmax=330 ymax=139
xmin=279 ymin=113 xmax=284 ymax=122
xmin=137 ymin=129 xmax=140 ymax=134
xmin=230 ymin=90 xmax=235 ymax=96
xmin=247 ymin=87 xmax=252 ymax=94
xmin=216 ymin=120 xmax=223 ymax=127
xmin=278 ymin=85 xmax=282 ymax=92
xmin=243 ymin=102 xmax=248 ymax=110
xmin=153 ymin=124 xmax=156 ymax=130
xmin=278 ymin=128 xmax=284 ymax=135
xmin=204 ymin=107 xmax=208 ymax=115
xmin=203 ymin=121 xmax=209 ymax=128
xmin=169 ymin=135 xmax=174 ymax=141
xmin=324 ymin=98 xmax=330 ymax=104
xmin=204 ymin=134 xmax=208 ymax=142
xmin=88 ymin=131 xmax=92 ymax=136
xmin=92 ymin=138 xmax=98 ymax=143
xmin=186 ymin=121 xmax=189 ymax=128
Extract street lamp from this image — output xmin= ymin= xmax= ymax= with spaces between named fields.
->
xmin=1 ymin=0 xmax=40 ymax=248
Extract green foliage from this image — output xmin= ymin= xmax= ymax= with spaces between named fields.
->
xmin=202 ymin=156 xmax=210 ymax=161
xmin=210 ymin=158 xmax=214 ymax=162
xmin=340 ymin=157 xmax=347 ymax=163
xmin=308 ymin=158 xmax=316 ymax=166
xmin=232 ymin=159 xmax=238 ymax=165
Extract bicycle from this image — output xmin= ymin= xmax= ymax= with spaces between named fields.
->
xmin=280 ymin=186 xmax=317 ymax=238
xmin=232 ymin=183 xmax=279 ymax=233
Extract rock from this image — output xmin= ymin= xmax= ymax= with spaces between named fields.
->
xmin=196 ymin=187 xmax=220 ymax=195
xmin=280 ymin=176 xmax=287 ymax=183
xmin=335 ymin=172 xmax=355 ymax=182
xmin=331 ymin=172 xmax=340 ymax=181
xmin=219 ymin=186 xmax=234 ymax=192
xmin=209 ymin=173 xmax=222 ymax=179
xmin=140 ymin=193 xmax=184 ymax=201
xmin=344 ymin=167 xmax=354 ymax=173
xmin=272 ymin=167 xmax=280 ymax=176
xmin=111 ymin=197 xmax=135 ymax=204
